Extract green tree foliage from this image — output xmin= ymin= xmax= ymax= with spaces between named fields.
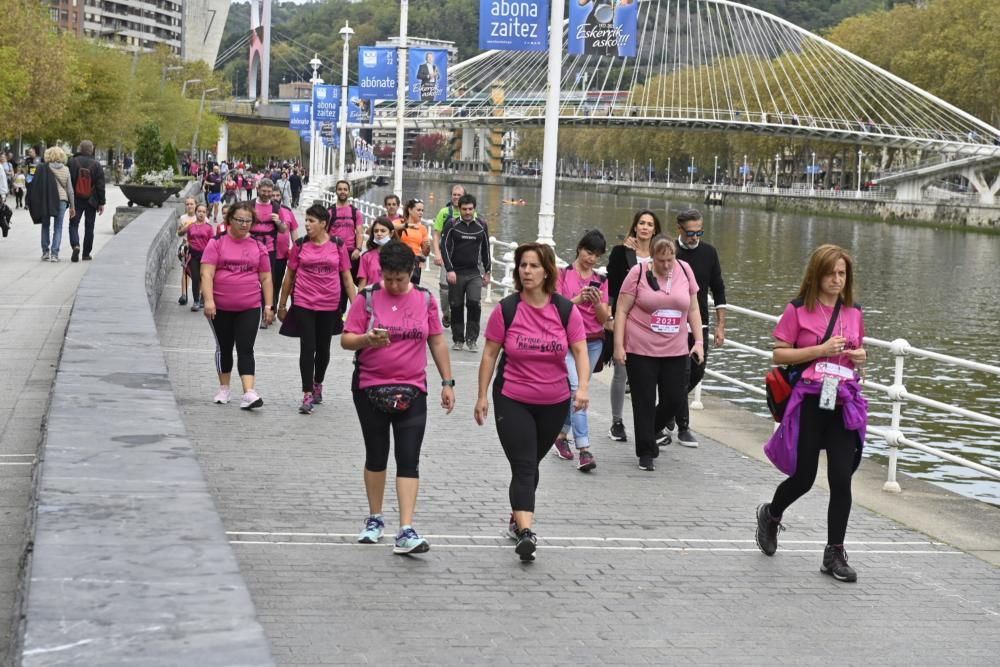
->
xmin=134 ymin=123 xmax=165 ymax=177
xmin=228 ymin=124 xmax=302 ymax=164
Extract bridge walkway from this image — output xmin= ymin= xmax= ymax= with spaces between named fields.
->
xmin=154 ymin=261 xmax=1000 ymax=665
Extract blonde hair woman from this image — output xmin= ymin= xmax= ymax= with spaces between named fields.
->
xmin=28 ymin=147 xmax=75 ymax=261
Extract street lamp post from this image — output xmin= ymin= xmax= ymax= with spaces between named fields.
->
xmin=856 ymin=149 xmax=864 ymax=197
xmin=774 ymin=153 xmax=780 ymax=193
xmin=742 ymin=154 xmax=748 ymax=189
xmin=393 ymin=0 xmax=409 ymax=199
xmin=648 ymin=158 xmax=652 ymax=185
xmin=190 ymin=87 xmax=218 ymax=162
xmin=810 ymin=151 xmax=816 ymax=195
xmin=536 ymin=0 xmax=566 ymax=245
xmin=667 ymin=157 xmax=671 ymax=186
xmin=338 ymin=21 xmax=354 ymax=180
xmin=160 ymin=64 xmax=182 ymax=92
xmin=713 ymin=154 xmax=719 ymax=186
xmin=308 ymin=56 xmax=323 ymax=200
xmin=689 ymin=156 xmax=694 ymax=186
xmin=174 ymin=79 xmax=202 ymax=147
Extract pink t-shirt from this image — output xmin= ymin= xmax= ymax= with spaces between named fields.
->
xmin=620 ymin=261 xmax=699 ymax=358
xmin=343 ymin=287 xmax=444 ymax=392
xmin=275 ymin=207 xmax=299 ymax=260
xmin=773 ymin=301 xmax=865 ymax=382
xmin=358 ymin=250 xmax=382 ymax=286
xmin=327 ymin=205 xmax=364 ymax=252
xmin=251 ymin=201 xmax=279 ymax=253
xmin=201 ymin=235 xmax=270 ymax=312
xmin=558 ymin=266 xmax=609 ymax=340
xmin=287 ymin=239 xmax=351 ymax=311
xmin=186 ymin=222 xmax=215 ymax=253
xmin=484 ymin=297 xmax=586 ymax=404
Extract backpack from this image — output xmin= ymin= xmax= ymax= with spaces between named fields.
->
xmin=495 ymin=292 xmax=574 ymax=394
xmin=75 ymin=164 xmax=94 ymax=198
xmin=327 ymin=204 xmax=359 ymax=237
xmin=351 ymin=283 xmax=433 ymax=392
xmin=279 ymin=235 xmax=347 ymax=339
xmin=250 ymin=201 xmax=282 ymax=247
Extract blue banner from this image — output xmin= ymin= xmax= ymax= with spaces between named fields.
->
xmin=299 ymin=129 xmax=311 ymax=142
xmin=289 ymin=102 xmax=311 ymax=130
xmin=409 ymin=49 xmax=448 ymax=102
xmin=569 ymin=0 xmax=638 ymax=57
xmin=311 ymin=85 xmax=340 ymax=121
xmin=479 ymin=0 xmax=548 ymax=51
xmin=347 ymin=86 xmax=374 ymax=124
xmin=358 ymin=47 xmax=398 ymax=99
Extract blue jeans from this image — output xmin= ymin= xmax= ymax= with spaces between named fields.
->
xmin=563 ymin=339 xmax=604 ymax=449
xmin=41 ymin=201 xmax=67 ymax=256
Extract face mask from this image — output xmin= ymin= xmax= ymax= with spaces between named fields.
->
xmin=374 ymin=236 xmax=391 ymax=246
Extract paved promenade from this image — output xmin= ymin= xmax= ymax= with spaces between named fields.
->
xmin=154 ymin=262 xmax=1000 ymax=665
xmin=0 ymin=189 xmax=126 ymax=663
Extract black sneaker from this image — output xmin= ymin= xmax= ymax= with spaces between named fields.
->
xmin=677 ymin=429 xmax=699 ymax=448
xmin=655 ymin=429 xmax=672 ymax=447
xmin=754 ymin=503 xmax=784 ymax=556
xmin=638 ymin=456 xmax=655 ymax=471
xmin=608 ymin=419 xmax=627 ymax=441
xmin=665 ymin=418 xmax=676 ymax=432
xmin=821 ymin=544 xmax=858 ymax=582
xmin=178 ymin=294 xmax=188 ymax=306
xmin=71 ymin=247 xmax=80 ymax=263
xmin=515 ymin=528 xmax=536 ymax=561
xmin=82 ymin=255 xmax=92 ymax=261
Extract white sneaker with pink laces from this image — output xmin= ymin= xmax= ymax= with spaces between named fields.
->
xmin=240 ymin=389 xmax=263 ymax=410
xmin=213 ymin=386 xmax=231 ymax=404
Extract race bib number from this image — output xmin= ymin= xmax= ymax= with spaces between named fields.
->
xmin=650 ymin=309 xmax=682 ymax=334
xmin=814 ymin=362 xmax=854 ymax=380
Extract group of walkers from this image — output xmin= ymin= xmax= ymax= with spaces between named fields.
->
xmin=185 ymin=176 xmax=868 ymax=580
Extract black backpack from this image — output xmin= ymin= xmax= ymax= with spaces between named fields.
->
xmin=250 ymin=201 xmax=282 ymax=246
xmin=494 ymin=292 xmax=574 ymax=394
xmin=326 ymin=204 xmax=359 ymax=235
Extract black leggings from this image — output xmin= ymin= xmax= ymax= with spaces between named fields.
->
xmin=353 ymin=389 xmax=427 ymax=478
xmin=272 ymin=257 xmax=287 ymax=312
xmin=626 ymin=353 xmax=690 ymax=460
xmin=188 ymin=250 xmax=203 ymax=304
xmin=493 ymin=387 xmax=570 ymax=513
xmin=210 ymin=307 xmax=260 ymax=376
xmin=770 ymin=394 xmax=857 ymax=545
xmin=297 ymin=307 xmax=338 ymax=392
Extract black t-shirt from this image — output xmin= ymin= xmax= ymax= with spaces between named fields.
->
xmin=289 ymin=173 xmax=302 ymax=192
xmin=675 ymin=240 xmax=727 ymax=327
xmin=205 ymin=173 xmax=222 ymax=194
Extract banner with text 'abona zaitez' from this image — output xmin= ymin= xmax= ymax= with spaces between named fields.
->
xmin=479 ymin=0 xmax=549 ymax=51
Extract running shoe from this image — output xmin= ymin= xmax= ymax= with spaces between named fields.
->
xmin=553 ymin=437 xmax=574 ymax=460
xmin=312 ymin=382 xmax=324 ymax=404
xmin=515 ymin=528 xmax=536 ymax=561
xmin=41 ymin=252 xmax=49 ymax=262
xmin=178 ymin=294 xmax=188 ymax=306
xmin=213 ymin=386 xmax=231 ymax=405
xmin=191 ymin=303 xmax=199 ymax=312
xmin=299 ymin=393 xmax=315 ymax=415
xmin=638 ymin=456 xmax=655 ymax=471
xmin=50 ymin=255 xmax=60 ymax=263
xmin=577 ymin=450 xmax=596 ymax=472
xmin=821 ymin=544 xmax=858 ymax=582
xmin=608 ymin=419 xmax=627 ymax=441
xmin=677 ymin=429 xmax=699 ymax=448
xmin=452 ymin=341 xmax=464 ymax=351
xmin=665 ymin=418 xmax=676 ymax=433
xmin=358 ymin=514 xmax=385 ymax=543
xmin=505 ymin=514 xmax=518 ymax=540
xmin=82 ymin=255 xmax=92 ymax=261
xmin=393 ymin=526 xmax=430 ymax=555
xmin=754 ymin=503 xmax=784 ymax=556
xmin=466 ymin=341 xmax=478 ymax=353
xmin=655 ymin=429 xmax=672 ymax=447
xmin=71 ymin=247 xmax=80 ymax=263
xmin=239 ymin=389 xmax=263 ymax=410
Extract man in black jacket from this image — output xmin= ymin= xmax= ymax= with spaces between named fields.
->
xmin=668 ymin=209 xmax=727 ymax=447
xmin=68 ymin=140 xmax=106 ymax=262
xmin=441 ymin=193 xmax=491 ymax=352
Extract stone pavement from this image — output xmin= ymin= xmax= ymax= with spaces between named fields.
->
xmin=0 ymin=188 xmax=127 ymax=663
xmin=154 ymin=265 xmax=1000 ymax=666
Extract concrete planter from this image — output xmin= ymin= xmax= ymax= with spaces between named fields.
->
xmin=120 ymin=183 xmax=182 ymax=208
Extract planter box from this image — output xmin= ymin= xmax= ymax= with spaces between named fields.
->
xmin=120 ymin=183 xmax=182 ymax=208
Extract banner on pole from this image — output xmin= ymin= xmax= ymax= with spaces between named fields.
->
xmin=409 ymin=49 xmax=448 ymax=102
xmin=289 ymin=102 xmax=311 ymax=130
xmin=347 ymin=86 xmax=374 ymax=124
xmin=478 ymin=0 xmax=549 ymax=51
xmin=569 ymin=0 xmax=638 ymax=57
xmin=358 ymin=47 xmax=398 ymax=99
xmin=311 ymin=85 xmax=341 ymax=121
xmin=299 ymin=129 xmax=311 ymax=142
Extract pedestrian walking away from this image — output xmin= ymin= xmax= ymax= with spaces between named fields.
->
xmin=755 ymin=244 xmax=868 ymax=583
xmin=251 ymin=178 xmax=288 ymax=329
xmin=184 ymin=204 xmax=214 ymax=311
xmin=278 ymin=204 xmax=356 ymax=415
xmin=613 ymin=234 xmax=703 ymax=471
xmin=66 ymin=140 xmax=106 ymax=262
xmin=289 ymin=168 xmax=303 ymax=208
xmin=605 ymin=209 xmax=662 ymax=443
xmin=270 ymin=188 xmax=300 ymax=315
xmin=341 ymin=241 xmax=455 ymax=555
xmin=432 ymin=184 xmax=465 ymax=327
xmin=666 ymin=208 xmax=728 ymax=447
xmin=27 ymin=146 xmax=74 ymax=262
xmin=475 ymin=243 xmax=589 ymax=561
xmin=441 ymin=193 xmax=491 ymax=352
xmin=399 ymin=198 xmax=432 ymax=285
xmin=356 ymin=217 xmax=395 ymax=290
xmin=552 ymin=230 xmax=611 ymax=472
xmin=200 ymin=202 xmax=274 ymax=410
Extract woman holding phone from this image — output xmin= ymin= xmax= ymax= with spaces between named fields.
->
xmin=552 ymin=230 xmax=610 ymax=472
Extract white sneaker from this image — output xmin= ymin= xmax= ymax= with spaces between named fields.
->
xmin=213 ymin=386 xmax=231 ymax=404
xmin=240 ymin=389 xmax=263 ymax=410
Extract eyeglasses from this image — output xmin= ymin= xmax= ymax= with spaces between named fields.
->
xmin=231 ymin=217 xmax=254 ymax=225
xmin=684 ymin=230 xmax=705 ymax=237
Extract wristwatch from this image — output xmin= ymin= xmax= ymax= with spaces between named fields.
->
xmin=441 ymin=379 xmax=455 ymax=387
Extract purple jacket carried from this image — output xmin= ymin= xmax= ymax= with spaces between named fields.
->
xmin=764 ymin=378 xmax=868 ymax=476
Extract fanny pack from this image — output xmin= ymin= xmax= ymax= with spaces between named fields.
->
xmin=364 ymin=384 xmax=421 ymax=414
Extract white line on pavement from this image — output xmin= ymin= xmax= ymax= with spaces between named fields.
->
xmin=0 ymin=462 xmax=34 ymax=466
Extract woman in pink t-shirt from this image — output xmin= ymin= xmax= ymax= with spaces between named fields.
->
xmin=185 ymin=203 xmax=215 ymax=312
xmin=176 ymin=197 xmax=198 ymax=306
xmin=475 ymin=243 xmax=590 ymax=562
xmin=200 ymin=202 xmax=274 ymax=410
xmin=613 ymin=234 xmax=703 ymax=472
xmin=277 ymin=204 xmax=356 ymax=414
xmin=756 ymin=244 xmax=867 ymax=583
xmin=552 ymin=230 xmax=611 ymax=472
xmin=356 ymin=216 xmax=394 ymax=289
xmin=341 ymin=242 xmax=455 ymax=555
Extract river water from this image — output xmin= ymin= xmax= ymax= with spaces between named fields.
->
xmin=370 ymin=177 xmax=1000 ymax=505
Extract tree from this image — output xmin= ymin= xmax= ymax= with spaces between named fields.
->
xmin=411 ymin=133 xmax=449 ymax=163
xmin=227 ymin=124 xmax=301 ymax=163
xmin=134 ymin=123 xmax=165 ymax=178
